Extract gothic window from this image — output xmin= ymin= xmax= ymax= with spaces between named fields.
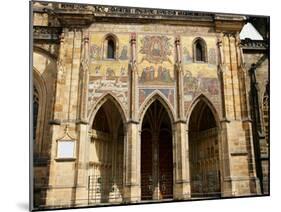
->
xmin=104 ymin=35 xmax=117 ymax=59
xmin=196 ymin=42 xmax=203 ymax=61
xmin=33 ymin=86 xmax=39 ymax=140
xmin=193 ymin=38 xmax=207 ymax=62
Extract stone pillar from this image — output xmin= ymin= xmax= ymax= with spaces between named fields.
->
xmin=248 ymin=63 xmax=268 ymax=194
xmin=123 ymin=32 xmax=141 ymax=202
xmin=123 ymin=122 xmax=141 ymax=202
xmin=74 ymin=30 xmax=90 ymax=206
xmin=46 ymin=28 xmax=84 ymax=207
xmin=215 ymin=15 xmax=261 ymax=196
xmin=109 ymin=132 xmax=122 ymax=202
xmin=152 ymin=132 xmax=160 ymax=200
xmin=175 ymin=37 xmax=184 ymax=119
xmin=173 ymin=36 xmax=191 ymax=200
xmin=173 ymin=122 xmax=191 ymax=199
xmin=217 ymin=34 xmax=233 ymax=196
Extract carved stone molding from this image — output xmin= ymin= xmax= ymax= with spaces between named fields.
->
xmin=33 ymin=26 xmax=62 ymax=43
xmin=80 ymin=58 xmax=89 ymax=73
xmin=58 ymin=3 xmax=214 ymax=19
xmin=241 ymin=39 xmax=268 ymax=50
xmin=56 ymin=59 xmax=66 ymax=84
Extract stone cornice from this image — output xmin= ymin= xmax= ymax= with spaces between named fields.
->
xmin=241 ymin=39 xmax=268 ymax=51
xmin=33 ymin=26 xmax=62 ymax=43
xmin=214 ymin=14 xmax=246 ymax=32
xmin=33 ymin=1 xmax=246 ymax=31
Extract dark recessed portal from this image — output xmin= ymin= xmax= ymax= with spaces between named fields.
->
xmin=141 ymin=100 xmax=173 ymax=200
xmin=188 ymin=100 xmax=221 ymax=197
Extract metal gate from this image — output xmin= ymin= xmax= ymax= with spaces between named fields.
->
xmin=88 ymin=175 xmax=123 ymax=204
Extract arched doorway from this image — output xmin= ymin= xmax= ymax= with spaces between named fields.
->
xmin=88 ymin=99 xmax=125 ymax=203
xmin=188 ymin=100 xmax=221 ymax=197
xmin=141 ymin=99 xmax=173 ymax=200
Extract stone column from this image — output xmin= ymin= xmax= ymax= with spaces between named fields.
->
xmin=74 ymin=30 xmax=90 ymax=206
xmin=215 ymin=16 xmax=261 ymax=196
xmin=45 ymin=29 xmax=67 ymax=206
xmin=109 ymin=131 xmax=122 ymax=202
xmin=217 ymin=34 xmax=233 ymax=196
xmin=46 ymin=28 xmax=84 ymax=207
xmin=248 ymin=62 xmax=268 ymax=194
xmin=235 ymin=34 xmax=261 ymax=195
xmin=124 ymin=122 xmax=141 ymax=202
xmin=173 ymin=36 xmax=191 ymax=200
xmin=123 ymin=32 xmax=141 ymax=202
xmin=152 ymin=132 xmax=160 ymax=200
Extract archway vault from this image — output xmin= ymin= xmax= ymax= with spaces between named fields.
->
xmin=187 ymin=94 xmax=222 ymax=197
xmin=33 ymin=68 xmax=48 ymax=154
xmin=88 ymin=92 xmax=128 ymax=130
xmin=88 ymin=92 xmax=126 ymax=203
xmin=186 ymin=94 xmax=221 ymax=129
xmin=34 ymin=46 xmax=58 ymax=61
xmin=140 ymin=97 xmax=174 ymax=200
xmin=139 ymin=90 xmax=176 ymax=127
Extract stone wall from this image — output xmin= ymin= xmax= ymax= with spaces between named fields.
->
xmin=243 ymin=47 xmax=269 ymax=194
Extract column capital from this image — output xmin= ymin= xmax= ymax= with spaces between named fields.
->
xmin=130 ymin=32 xmax=136 ymax=44
xmin=126 ymin=119 xmax=139 ymax=125
xmin=59 ymin=32 xmax=65 ymax=43
xmin=220 ymin=118 xmax=231 ymax=123
xmin=175 ymin=35 xmax=181 ymax=45
xmin=173 ymin=119 xmax=186 ymax=125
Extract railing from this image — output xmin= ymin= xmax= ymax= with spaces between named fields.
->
xmin=141 ymin=173 xmax=173 ymax=200
xmin=88 ymin=175 xmax=123 ymax=204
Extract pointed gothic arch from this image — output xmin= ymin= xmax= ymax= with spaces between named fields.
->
xmin=186 ymin=94 xmax=221 ymax=129
xmin=33 ymin=68 xmax=47 ymax=154
xmin=187 ymin=94 xmax=221 ymax=197
xmin=140 ymin=92 xmax=175 ymax=200
xmin=88 ymin=92 xmax=127 ymax=203
xmin=88 ymin=92 xmax=127 ymax=129
xmin=138 ymin=90 xmax=176 ymax=127
xmin=33 ymin=46 xmax=58 ymax=61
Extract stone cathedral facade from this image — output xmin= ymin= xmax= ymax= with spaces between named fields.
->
xmin=31 ymin=1 xmax=269 ymax=209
